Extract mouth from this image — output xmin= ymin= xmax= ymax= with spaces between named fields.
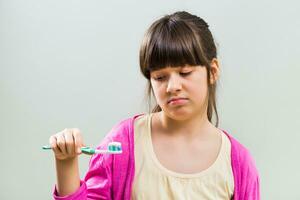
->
xmin=167 ymin=97 xmax=189 ymax=104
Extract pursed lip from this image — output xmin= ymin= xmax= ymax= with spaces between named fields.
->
xmin=167 ymin=97 xmax=188 ymax=104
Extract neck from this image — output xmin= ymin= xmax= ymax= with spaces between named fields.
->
xmin=157 ymin=111 xmax=214 ymax=139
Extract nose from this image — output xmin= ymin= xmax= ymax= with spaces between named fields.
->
xmin=166 ymin=74 xmax=182 ymax=93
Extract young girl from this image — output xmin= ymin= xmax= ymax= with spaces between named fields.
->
xmin=49 ymin=11 xmax=260 ymax=200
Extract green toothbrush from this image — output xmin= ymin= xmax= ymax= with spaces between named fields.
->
xmin=42 ymin=142 xmax=122 ymax=154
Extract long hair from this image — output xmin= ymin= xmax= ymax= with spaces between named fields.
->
xmin=139 ymin=11 xmax=219 ymax=127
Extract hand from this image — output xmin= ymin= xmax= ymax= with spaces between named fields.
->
xmin=49 ymin=128 xmax=85 ymax=161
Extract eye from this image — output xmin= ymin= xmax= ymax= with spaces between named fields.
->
xmin=154 ymin=76 xmax=166 ymax=81
xmin=180 ymin=71 xmax=192 ymax=76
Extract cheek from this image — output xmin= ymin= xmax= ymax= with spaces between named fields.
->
xmin=187 ymin=79 xmax=208 ymax=100
xmin=151 ymin=83 xmax=167 ymax=103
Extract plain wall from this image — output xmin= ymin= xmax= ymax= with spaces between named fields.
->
xmin=1 ymin=0 xmax=299 ymax=199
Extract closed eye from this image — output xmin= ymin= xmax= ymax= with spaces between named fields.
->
xmin=180 ymin=71 xmax=192 ymax=76
xmin=154 ymin=76 xmax=166 ymax=81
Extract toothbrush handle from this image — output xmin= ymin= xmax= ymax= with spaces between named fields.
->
xmin=42 ymin=145 xmax=52 ymax=150
xmin=42 ymin=145 xmax=121 ymax=154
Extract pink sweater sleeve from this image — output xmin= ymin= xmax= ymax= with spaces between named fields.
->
xmin=53 ymin=151 xmax=113 ymax=200
xmin=221 ymin=130 xmax=260 ymax=200
xmin=240 ymin=149 xmax=260 ymax=200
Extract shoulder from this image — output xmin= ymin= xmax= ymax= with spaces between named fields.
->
xmin=90 ymin=114 xmax=145 ymax=165
xmin=221 ymin=130 xmax=261 ymax=198
xmin=96 ymin=113 xmax=146 ymax=148
xmin=221 ymin=129 xmax=260 ymax=178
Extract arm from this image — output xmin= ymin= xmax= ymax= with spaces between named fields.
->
xmin=53 ymin=152 xmax=112 ymax=200
xmin=239 ymin=148 xmax=261 ymax=200
xmin=49 ymin=128 xmax=112 ymax=200
xmin=51 ymin=117 xmax=133 ymax=200
xmin=55 ymin=157 xmax=80 ymax=196
xmin=242 ymin=170 xmax=260 ymax=200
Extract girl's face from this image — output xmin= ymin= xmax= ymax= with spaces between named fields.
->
xmin=150 ymin=64 xmax=216 ymax=121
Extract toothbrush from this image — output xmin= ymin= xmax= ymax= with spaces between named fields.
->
xmin=42 ymin=142 xmax=122 ymax=154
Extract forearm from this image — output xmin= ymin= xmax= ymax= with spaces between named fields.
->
xmin=55 ymin=157 xmax=80 ymax=196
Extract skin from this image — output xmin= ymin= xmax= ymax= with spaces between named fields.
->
xmin=50 ymin=58 xmax=221 ymax=196
xmin=149 ymin=58 xmax=221 ymax=173
xmin=49 ymin=128 xmax=85 ymax=196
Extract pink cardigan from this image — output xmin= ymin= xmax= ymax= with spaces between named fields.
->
xmin=53 ymin=114 xmax=260 ymax=200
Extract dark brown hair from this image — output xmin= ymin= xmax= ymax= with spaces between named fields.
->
xmin=139 ymin=11 xmax=219 ymax=127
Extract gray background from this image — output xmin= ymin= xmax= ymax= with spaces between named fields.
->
xmin=1 ymin=0 xmax=299 ymax=199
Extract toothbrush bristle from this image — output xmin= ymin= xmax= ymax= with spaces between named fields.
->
xmin=108 ymin=142 xmax=122 ymax=152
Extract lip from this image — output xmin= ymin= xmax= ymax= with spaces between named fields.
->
xmin=167 ymin=97 xmax=189 ymax=105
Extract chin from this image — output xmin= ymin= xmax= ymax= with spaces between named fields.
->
xmin=163 ymin=108 xmax=195 ymax=121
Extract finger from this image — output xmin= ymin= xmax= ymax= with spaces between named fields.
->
xmin=73 ymin=128 xmax=84 ymax=154
xmin=64 ymin=129 xmax=75 ymax=156
xmin=56 ymin=131 xmax=67 ymax=155
xmin=49 ymin=135 xmax=60 ymax=155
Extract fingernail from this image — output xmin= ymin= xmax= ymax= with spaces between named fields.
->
xmin=77 ymin=148 xmax=81 ymax=153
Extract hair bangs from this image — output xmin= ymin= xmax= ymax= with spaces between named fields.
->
xmin=144 ymin=20 xmax=209 ymax=74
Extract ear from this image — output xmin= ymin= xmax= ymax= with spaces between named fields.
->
xmin=209 ymin=58 xmax=220 ymax=85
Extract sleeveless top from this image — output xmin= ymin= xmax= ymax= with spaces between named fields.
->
xmin=131 ymin=113 xmax=234 ymax=200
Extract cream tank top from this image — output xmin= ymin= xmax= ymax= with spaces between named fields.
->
xmin=131 ymin=113 xmax=234 ymax=200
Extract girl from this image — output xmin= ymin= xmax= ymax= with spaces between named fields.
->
xmin=49 ymin=11 xmax=260 ymax=200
